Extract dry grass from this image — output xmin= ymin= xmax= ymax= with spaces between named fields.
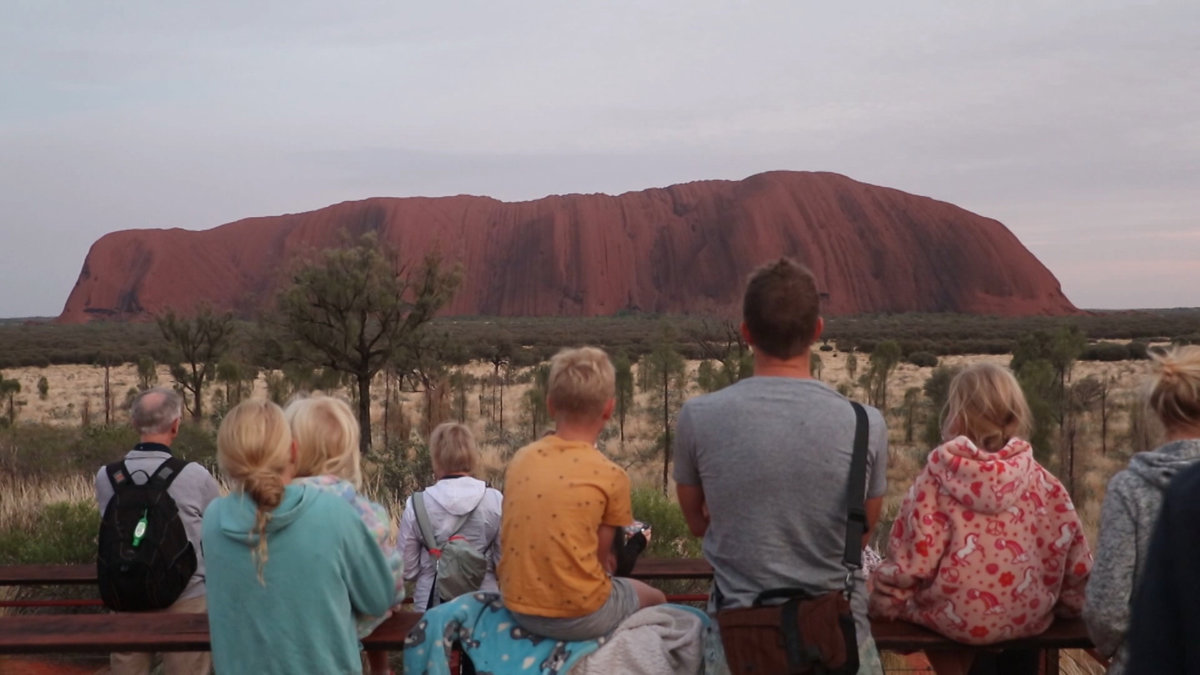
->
xmin=0 ymin=474 xmax=94 ymax=534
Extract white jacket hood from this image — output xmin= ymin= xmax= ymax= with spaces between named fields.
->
xmin=424 ymin=476 xmax=489 ymax=516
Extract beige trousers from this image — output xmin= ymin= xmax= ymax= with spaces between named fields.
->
xmin=109 ymin=593 xmax=211 ymax=675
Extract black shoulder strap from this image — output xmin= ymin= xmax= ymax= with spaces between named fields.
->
xmin=105 ymin=461 xmax=131 ymax=492
xmin=148 ymin=457 xmax=191 ymax=490
xmin=842 ymin=401 xmax=870 ymax=571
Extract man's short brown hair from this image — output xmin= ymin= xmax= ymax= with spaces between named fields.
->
xmin=742 ymin=258 xmax=820 ymax=359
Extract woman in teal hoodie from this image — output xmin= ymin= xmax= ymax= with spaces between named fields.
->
xmin=202 ymin=399 xmax=395 ymax=675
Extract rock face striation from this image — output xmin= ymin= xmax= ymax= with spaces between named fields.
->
xmin=58 ymin=171 xmax=1076 ymax=322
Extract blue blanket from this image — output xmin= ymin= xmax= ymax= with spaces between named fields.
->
xmin=403 ymin=593 xmax=606 ymax=675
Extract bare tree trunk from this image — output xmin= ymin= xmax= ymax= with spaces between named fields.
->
xmin=662 ymin=369 xmax=671 ymax=496
xmin=357 ymin=373 xmax=372 ymax=453
xmin=1100 ymin=383 xmax=1109 ymax=456
xmin=104 ymin=362 xmax=112 ymax=426
xmin=383 ymin=370 xmax=391 ymax=450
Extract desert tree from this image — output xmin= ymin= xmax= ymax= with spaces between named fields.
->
xmin=520 ymin=363 xmax=551 ymax=441
xmin=136 ymin=356 xmax=158 ymax=391
xmin=216 ymin=356 xmax=258 ymax=408
xmin=273 ymin=234 xmax=460 ymax=452
xmin=902 ymin=386 xmax=922 ymax=444
xmin=0 ymin=373 xmax=19 ymax=426
xmin=922 ymin=365 xmax=961 ymax=447
xmin=1063 ymin=375 xmax=1107 ymax=494
xmin=485 ymin=330 xmax=514 ymax=429
xmin=865 ymin=340 xmax=902 ymax=409
xmin=404 ymin=327 xmax=464 ymax=436
xmin=158 ymin=306 xmax=236 ymax=421
xmin=612 ymin=351 xmax=634 ymax=442
xmin=449 ymin=369 xmax=470 ymax=423
xmin=641 ymin=327 xmax=688 ymax=494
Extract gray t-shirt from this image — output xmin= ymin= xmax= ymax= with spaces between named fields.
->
xmin=95 ymin=445 xmax=221 ymax=601
xmin=673 ymin=376 xmax=888 ymax=639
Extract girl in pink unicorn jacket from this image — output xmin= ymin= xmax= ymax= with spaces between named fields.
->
xmin=869 ymin=364 xmax=1091 ymax=674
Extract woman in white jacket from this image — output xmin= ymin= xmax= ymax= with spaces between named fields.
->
xmin=398 ymin=422 xmax=503 ymax=611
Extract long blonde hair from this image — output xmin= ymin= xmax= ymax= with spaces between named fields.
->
xmin=1147 ymin=345 xmax=1200 ymax=432
xmin=285 ymin=395 xmax=363 ymax=488
xmin=942 ymin=363 xmax=1032 ymax=452
xmin=217 ymin=399 xmax=293 ymax=581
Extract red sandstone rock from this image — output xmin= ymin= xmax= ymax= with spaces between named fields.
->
xmin=57 ymin=171 xmax=1077 ymax=323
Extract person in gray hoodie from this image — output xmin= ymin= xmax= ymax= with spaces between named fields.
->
xmin=398 ymin=422 xmax=503 ymax=611
xmin=1084 ymin=345 xmax=1200 ymax=675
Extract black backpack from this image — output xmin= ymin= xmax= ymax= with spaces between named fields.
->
xmin=97 ymin=456 xmax=198 ymax=611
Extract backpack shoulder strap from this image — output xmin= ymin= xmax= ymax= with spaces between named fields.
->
xmin=842 ymin=401 xmax=870 ymax=571
xmin=412 ymin=492 xmax=441 ymax=554
xmin=148 ymin=457 xmax=191 ymax=491
xmin=105 ymin=461 xmax=131 ymax=492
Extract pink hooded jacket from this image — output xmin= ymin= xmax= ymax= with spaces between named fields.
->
xmin=869 ymin=436 xmax=1092 ymax=645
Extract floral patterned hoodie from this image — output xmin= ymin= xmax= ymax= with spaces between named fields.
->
xmin=869 ymin=436 xmax=1092 ymax=645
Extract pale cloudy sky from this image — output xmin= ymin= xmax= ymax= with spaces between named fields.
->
xmin=1 ymin=1 xmax=1197 ymax=317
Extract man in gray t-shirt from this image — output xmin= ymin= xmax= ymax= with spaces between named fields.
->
xmin=673 ymin=258 xmax=888 ymax=671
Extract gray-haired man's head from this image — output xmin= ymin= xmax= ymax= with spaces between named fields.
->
xmin=130 ymin=387 xmax=184 ymax=438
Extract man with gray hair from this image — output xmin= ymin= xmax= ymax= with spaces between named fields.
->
xmin=94 ymin=386 xmax=220 ymax=675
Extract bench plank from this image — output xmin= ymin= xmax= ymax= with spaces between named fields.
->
xmin=3 ymin=558 xmax=717 ymax=585
xmin=0 ymin=564 xmax=96 ymax=586
xmin=871 ymin=618 xmax=1093 ymax=651
xmin=628 ymin=557 xmax=713 ymax=580
xmin=0 ymin=609 xmax=1089 ymax=657
xmin=0 ymin=611 xmax=421 ymax=655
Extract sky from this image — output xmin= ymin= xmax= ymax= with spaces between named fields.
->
xmin=1 ymin=1 xmax=1197 ymax=318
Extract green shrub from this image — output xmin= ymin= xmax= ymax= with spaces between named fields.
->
xmin=906 ymin=351 xmax=939 ymax=367
xmin=630 ymin=487 xmax=701 ymax=558
xmin=0 ymin=501 xmax=98 ymax=564
xmin=1082 ymin=342 xmax=1131 ymax=362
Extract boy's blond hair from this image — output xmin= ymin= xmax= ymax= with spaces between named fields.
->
xmin=429 ymin=422 xmax=479 ymax=475
xmin=217 ymin=399 xmax=294 ymax=579
xmin=1147 ymin=345 xmax=1200 ymax=432
xmin=285 ymin=395 xmax=363 ymax=489
xmin=547 ymin=346 xmax=615 ymax=421
xmin=942 ymin=363 xmax=1033 ymax=452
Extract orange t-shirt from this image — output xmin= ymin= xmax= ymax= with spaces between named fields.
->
xmin=498 ymin=435 xmax=633 ymax=617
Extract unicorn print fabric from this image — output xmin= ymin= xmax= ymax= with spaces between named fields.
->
xmin=869 ymin=436 xmax=1091 ymax=644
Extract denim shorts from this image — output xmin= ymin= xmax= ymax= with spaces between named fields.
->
xmin=510 ymin=577 xmax=640 ymax=641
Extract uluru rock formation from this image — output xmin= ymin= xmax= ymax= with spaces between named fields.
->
xmin=58 ymin=171 xmax=1077 ymax=323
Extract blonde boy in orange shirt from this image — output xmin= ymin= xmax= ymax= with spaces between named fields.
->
xmin=498 ymin=346 xmax=666 ymax=640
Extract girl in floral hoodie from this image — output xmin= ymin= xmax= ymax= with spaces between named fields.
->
xmin=869 ymin=363 xmax=1091 ymax=675
xmin=286 ymin=395 xmax=405 ymax=675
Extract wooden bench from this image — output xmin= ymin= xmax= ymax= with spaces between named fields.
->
xmin=0 ymin=560 xmax=1099 ymax=672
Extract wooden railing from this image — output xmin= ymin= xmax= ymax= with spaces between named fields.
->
xmin=1 ymin=560 xmax=1100 ymax=673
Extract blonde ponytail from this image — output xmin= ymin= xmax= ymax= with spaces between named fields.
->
xmin=1147 ymin=345 xmax=1200 ymax=432
xmin=217 ymin=399 xmax=293 ymax=582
